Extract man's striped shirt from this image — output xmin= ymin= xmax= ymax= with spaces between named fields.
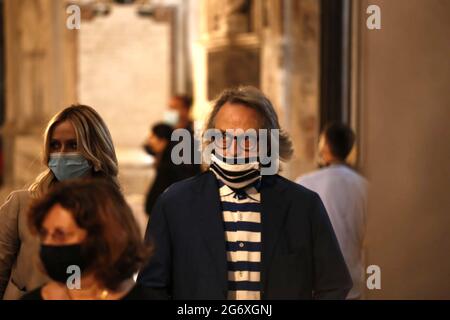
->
xmin=217 ymin=180 xmax=262 ymax=300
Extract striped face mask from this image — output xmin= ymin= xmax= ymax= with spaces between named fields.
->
xmin=210 ymin=154 xmax=261 ymax=190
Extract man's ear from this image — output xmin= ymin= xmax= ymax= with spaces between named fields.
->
xmin=322 ymin=145 xmax=334 ymax=166
xmin=161 ymin=138 xmax=169 ymax=150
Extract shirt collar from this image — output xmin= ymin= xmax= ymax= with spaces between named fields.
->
xmin=216 ymin=177 xmax=262 ymax=197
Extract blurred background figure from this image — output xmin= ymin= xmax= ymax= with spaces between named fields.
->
xmin=143 ymin=122 xmax=197 ymax=217
xmin=141 ymin=94 xmax=202 ymax=217
xmin=164 ymin=94 xmax=202 ymax=176
xmin=165 ymin=94 xmax=195 ymax=132
xmin=0 ymin=105 xmax=119 ymax=300
xmin=21 ymin=179 xmax=155 ymax=300
xmin=296 ymin=122 xmax=368 ymax=300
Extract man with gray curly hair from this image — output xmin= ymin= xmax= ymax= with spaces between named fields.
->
xmin=138 ymin=86 xmax=352 ymax=300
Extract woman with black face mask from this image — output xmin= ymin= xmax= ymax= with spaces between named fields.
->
xmin=21 ymin=179 xmax=156 ymax=300
xmin=143 ymin=123 xmax=198 ymax=217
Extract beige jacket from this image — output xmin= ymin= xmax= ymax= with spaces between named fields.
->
xmin=0 ymin=190 xmax=49 ymax=300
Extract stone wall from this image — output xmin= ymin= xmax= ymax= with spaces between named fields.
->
xmin=1 ymin=0 xmax=77 ymax=193
xmin=78 ymin=4 xmax=171 ymax=149
xmin=357 ymin=0 xmax=450 ymax=299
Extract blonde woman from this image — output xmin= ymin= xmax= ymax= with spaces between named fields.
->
xmin=0 ymin=105 xmax=119 ymax=300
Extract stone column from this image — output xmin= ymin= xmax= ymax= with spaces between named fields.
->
xmin=261 ymin=0 xmax=320 ymax=179
xmin=193 ymin=0 xmax=263 ymax=123
xmin=2 ymin=0 xmax=77 ymax=189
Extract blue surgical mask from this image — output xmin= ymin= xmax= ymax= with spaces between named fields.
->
xmin=48 ymin=153 xmax=92 ymax=181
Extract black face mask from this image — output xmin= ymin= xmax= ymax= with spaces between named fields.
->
xmin=143 ymin=144 xmax=156 ymax=156
xmin=40 ymin=244 xmax=88 ymax=283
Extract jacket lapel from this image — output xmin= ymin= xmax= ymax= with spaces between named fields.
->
xmin=193 ymin=172 xmax=228 ymax=292
xmin=260 ymin=175 xmax=290 ymax=292
xmin=191 ymin=172 xmax=290 ymax=296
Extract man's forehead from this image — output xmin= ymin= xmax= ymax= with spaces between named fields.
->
xmin=215 ymin=102 xmax=262 ymax=129
xmin=216 ymin=128 xmax=259 ymax=135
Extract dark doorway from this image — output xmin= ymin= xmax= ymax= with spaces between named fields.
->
xmin=320 ymin=0 xmax=351 ymax=131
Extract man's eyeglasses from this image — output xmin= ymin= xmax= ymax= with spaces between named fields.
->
xmin=212 ymin=130 xmax=259 ymax=152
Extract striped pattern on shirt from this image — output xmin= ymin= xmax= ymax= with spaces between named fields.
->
xmin=218 ymin=180 xmax=262 ymax=300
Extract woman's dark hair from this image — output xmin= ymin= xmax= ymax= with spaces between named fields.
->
xmin=323 ymin=122 xmax=355 ymax=161
xmin=28 ymin=179 xmax=152 ymax=291
xmin=152 ymin=123 xmax=174 ymax=141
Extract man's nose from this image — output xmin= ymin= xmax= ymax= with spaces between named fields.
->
xmin=226 ymin=139 xmax=244 ymax=157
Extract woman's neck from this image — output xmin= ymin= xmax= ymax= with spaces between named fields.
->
xmin=44 ymin=276 xmax=135 ymax=300
xmin=68 ymin=276 xmax=135 ymax=300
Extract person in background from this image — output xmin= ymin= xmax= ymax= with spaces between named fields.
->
xmin=143 ymin=123 xmax=196 ymax=217
xmin=137 ymin=86 xmax=352 ymax=300
xmin=165 ymin=94 xmax=195 ymax=132
xmin=21 ymin=179 xmax=156 ymax=300
xmin=162 ymin=94 xmax=201 ymax=175
xmin=0 ymin=105 xmax=119 ymax=300
xmin=296 ymin=122 xmax=368 ymax=300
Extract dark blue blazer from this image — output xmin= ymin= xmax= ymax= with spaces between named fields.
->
xmin=137 ymin=171 xmax=352 ymax=299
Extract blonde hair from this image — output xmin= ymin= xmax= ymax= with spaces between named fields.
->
xmin=29 ymin=105 xmax=119 ymax=198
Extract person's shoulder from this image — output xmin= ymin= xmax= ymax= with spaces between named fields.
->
xmin=4 ymin=189 xmax=30 ymax=201
xmin=160 ymin=171 xmax=209 ymax=199
xmin=335 ymin=166 xmax=369 ymax=187
xmin=10 ymin=189 xmax=31 ymax=201
xmin=295 ymin=169 xmax=323 ymax=185
xmin=274 ymin=174 xmax=320 ymax=200
xmin=1 ymin=189 xmax=31 ymax=211
xmin=347 ymin=168 xmax=368 ymax=184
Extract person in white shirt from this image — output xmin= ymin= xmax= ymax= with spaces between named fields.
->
xmin=296 ymin=123 xmax=368 ymax=299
